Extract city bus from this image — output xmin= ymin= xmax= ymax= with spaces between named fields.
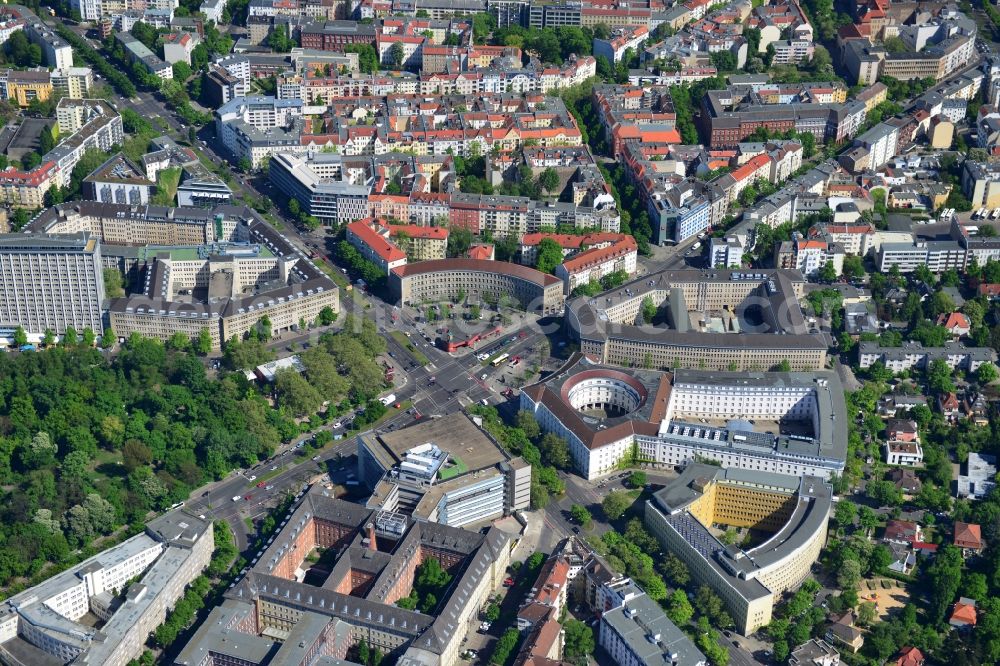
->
xmin=491 ymin=353 xmax=510 ymax=367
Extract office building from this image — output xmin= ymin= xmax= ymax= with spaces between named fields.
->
xmin=565 ymin=268 xmax=827 ymax=372
xmin=29 ymin=201 xmax=339 ymax=350
xmin=358 ymin=412 xmax=531 ymax=528
xmin=268 ymin=152 xmax=372 ymax=225
xmin=520 ymin=354 xmax=848 ymax=481
xmin=599 ymin=588 xmax=707 ymax=666
xmin=0 ymin=232 xmax=104 ymax=340
xmin=0 ymin=511 xmax=213 ymax=666
xmin=175 ymin=488 xmax=511 ymax=666
xmin=83 ymin=153 xmax=155 ymax=205
xmin=645 ymin=464 xmax=832 ymax=634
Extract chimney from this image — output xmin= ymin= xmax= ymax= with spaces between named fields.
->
xmin=367 ymin=523 xmax=377 ymax=551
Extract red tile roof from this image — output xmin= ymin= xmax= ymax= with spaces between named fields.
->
xmin=950 ymin=601 xmax=978 ymax=626
xmin=468 ymin=244 xmax=494 ymax=260
xmin=380 ymin=220 xmax=448 ymax=240
xmin=936 ymin=312 xmax=970 ymax=330
xmin=391 ymin=258 xmax=561 ymax=287
xmin=895 ymin=647 xmax=924 ymax=666
xmin=730 ymin=153 xmax=771 ymax=183
xmin=347 ymin=219 xmax=406 ymax=263
xmin=884 ymin=520 xmax=920 ymax=543
xmin=954 ymin=522 xmax=983 ymax=550
xmin=560 ymin=237 xmax=637 ymax=274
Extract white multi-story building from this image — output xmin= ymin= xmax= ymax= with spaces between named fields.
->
xmin=358 ymin=414 xmax=531 ymax=528
xmin=878 ymin=240 xmax=965 ymax=273
xmin=51 ymin=67 xmax=93 ymax=98
xmin=200 ymin=0 xmax=224 ymax=21
xmin=521 ymin=356 xmax=848 ymax=481
xmin=593 ymin=25 xmax=650 ymax=64
xmin=555 ymin=236 xmax=637 ymax=294
xmin=784 ymin=236 xmax=844 ymax=277
xmin=709 ymin=236 xmax=744 ymax=268
xmin=599 ymin=585 xmax=707 ymax=666
xmin=771 ymin=39 xmax=815 ymax=65
xmin=858 ymin=341 xmax=996 ymax=372
xmin=215 ymin=96 xmax=308 ymax=168
xmin=0 ymin=232 xmax=105 ymax=340
xmin=854 ymin=122 xmax=899 ymax=172
xmin=162 ymin=32 xmax=199 ymax=66
xmin=885 ymin=440 xmax=923 ymax=466
xmin=0 ymin=511 xmax=213 ymax=666
xmin=71 ymin=0 xmax=102 ymax=21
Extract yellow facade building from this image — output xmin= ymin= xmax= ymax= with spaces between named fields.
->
xmin=645 ymin=464 xmax=831 ymax=635
xmin=5 ymin=69 xmax=52 ymax=107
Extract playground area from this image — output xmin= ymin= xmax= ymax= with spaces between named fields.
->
xmin=858 ymin=578 xmax=910 ymax=621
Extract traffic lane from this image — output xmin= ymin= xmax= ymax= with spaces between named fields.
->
xmin=725 ymin=642 xmax=761 ymax=666
xmin=200 ymin=440 xmax=356 ymax=510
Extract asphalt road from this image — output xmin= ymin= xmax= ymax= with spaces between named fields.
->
xmin=184 ymin=437 xmax=357 ymax=550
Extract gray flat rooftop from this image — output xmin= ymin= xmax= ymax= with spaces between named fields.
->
xmin=366 ymin=412 xmax=508 ymax=473
xmin=602 ymin=592 xmax=707 ymax=666
xmin=650 ymin=463 xmax=831 ymax=595
xmin=673 ymin=369 xmax=848 ymax=464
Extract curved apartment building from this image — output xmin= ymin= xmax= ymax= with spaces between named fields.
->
xmin=565 ymin=268 xmax=827 ymax=371
xmin=389 ymin=258 xmax=565 ymax=314
xmin=645 ymin=463 xmax=831 ymax=635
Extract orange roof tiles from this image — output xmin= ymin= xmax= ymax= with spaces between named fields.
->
xmin=468 ymin=244 xmax=494 ymax=260
xmin=560 ymin=237 xmax=637 ymax=274
xmin=950 ymin=601 xmax=977 ymax=626
xmin=347 ymin=219 xmax=406 ymax=263
xmin=730 ymin=153 xmax=771 ymax=182
xmin=954 ymin=522 xmax=983 ymax=550
xmin=382 ymin=222 xmax=448 ymax=240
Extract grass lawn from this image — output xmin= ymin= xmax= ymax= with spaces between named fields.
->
xmin=262 ymin=211 xmax=284 ymax=230
xmin=315 ymin=260 xmax=350 ymax=289
xmin=483 ymin=350 xmax=508 ymax=366
xmin=369 ymin=400 xmax=412 ymax=429
xmin=153 ymin=167 xmax=182 ymax=206
xmin=390 ymin=331 xmax=429 ymax=365
xmin=314 ymin=261 xmax=368 ymax=307
xmin=439 ymin=456 xmax=468 ymax=481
